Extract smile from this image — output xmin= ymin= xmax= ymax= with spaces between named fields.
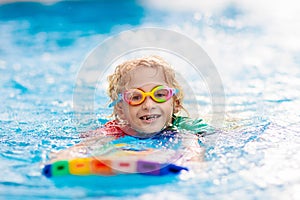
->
xmin=139 ymin=114 xmax=161 ymax=121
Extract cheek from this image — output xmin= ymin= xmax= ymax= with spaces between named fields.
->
xmin=164 ymin=102 xmax=174 ymax=124
xmin=163 ymin=101 xmax=174 ymax=114
xmin=117 ymin=103 xmax=134 ymax=121
xmin=125 ymin=106 xmax=139 ymax=118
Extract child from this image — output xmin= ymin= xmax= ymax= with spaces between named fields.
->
xmin=50 ymin=55 xmax=208 ymax=166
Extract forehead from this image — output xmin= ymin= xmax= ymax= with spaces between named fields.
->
xmin=127 ymin=66 xmax=167 ymax=88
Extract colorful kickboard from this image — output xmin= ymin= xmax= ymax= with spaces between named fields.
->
xmin=42 ymin=157 xmax=188 ymax=178
xmin=43 ymin=133 xmax=189 ymax=179
xmin=42 ymin=140 xmax=188 ymax=178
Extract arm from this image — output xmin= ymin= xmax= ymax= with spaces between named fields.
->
xmin=49 ymin=133 xmax=116 ymax=163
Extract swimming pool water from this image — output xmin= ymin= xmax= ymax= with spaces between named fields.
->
xmin=1 ymin=1 xmax=300 ymax=199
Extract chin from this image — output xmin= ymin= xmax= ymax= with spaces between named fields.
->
xmin=139 ymin=127 xmax=162 ymax=134
xmin=133 ymin=122 xmax=166 ymax=134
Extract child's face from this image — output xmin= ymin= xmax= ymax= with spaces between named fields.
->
xmin=116 ymin=66 xmax=175 ymax=134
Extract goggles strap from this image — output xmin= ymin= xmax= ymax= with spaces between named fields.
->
xmin=108 ymin=93 xmax=122 ymax=108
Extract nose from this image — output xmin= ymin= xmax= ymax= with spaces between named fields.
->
xmin=141 ymin=96 xmax=155 ymax=110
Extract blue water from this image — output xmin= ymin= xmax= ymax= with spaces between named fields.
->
xmin=1 ymin=1 xmax=300 ymax=199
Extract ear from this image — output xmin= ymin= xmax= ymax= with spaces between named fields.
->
xmin=115 ymin=102 xmax=126 ymax=120
xmin=173 ymin=99 xmax=181 ymax=114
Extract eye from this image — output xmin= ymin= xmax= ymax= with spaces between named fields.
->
xmin=128 ymin=91 xmax=143 ymax=101
xmin=154 ymin=89 xmax=169 ymax=99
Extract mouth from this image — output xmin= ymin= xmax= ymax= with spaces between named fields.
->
xmin=139 ymin=114 xmax=161 ymax=122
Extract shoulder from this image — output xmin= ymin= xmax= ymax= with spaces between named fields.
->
xmin=172 ymin=115 xmax=214 ymax=135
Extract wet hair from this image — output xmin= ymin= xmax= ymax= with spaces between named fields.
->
xmin=107 ymin=55 xmax=185 ymax=118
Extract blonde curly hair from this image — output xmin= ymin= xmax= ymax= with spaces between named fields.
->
xmin=107 ymin=55 xmax=185 ymax=118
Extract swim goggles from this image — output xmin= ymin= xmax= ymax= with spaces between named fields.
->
xmin=109 ymin=85 xmax=178 ymax=107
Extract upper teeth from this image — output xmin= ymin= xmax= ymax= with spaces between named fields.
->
xmin=141 ymin=115 xmax=158 ymax=120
